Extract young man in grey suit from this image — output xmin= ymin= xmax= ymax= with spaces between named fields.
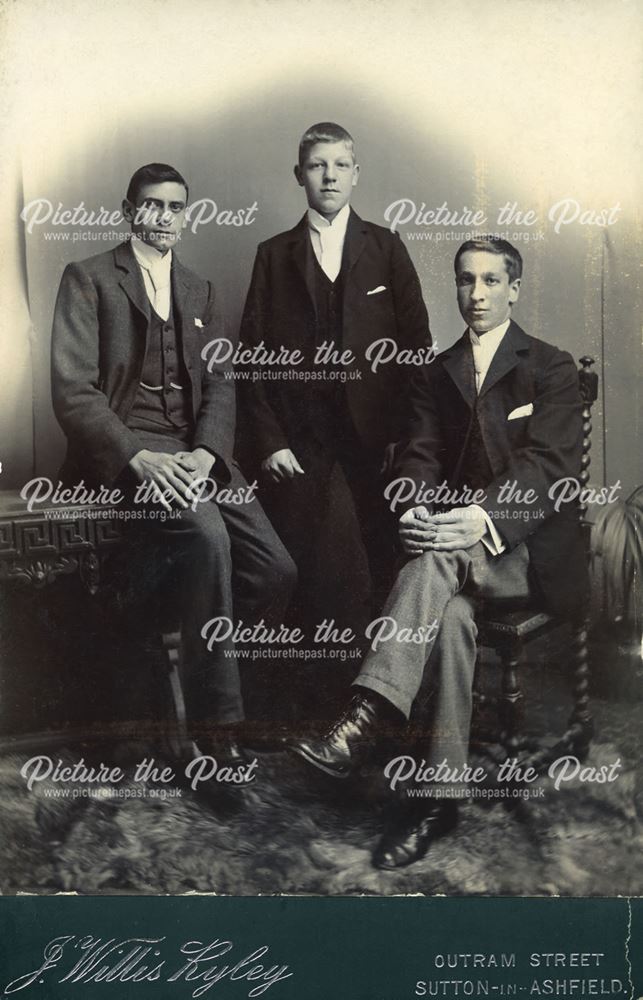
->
xmin=290 ymin=237 xmax=588 ymax=868
xmin=51 ymin=163 xmax=295 ymax=762
xmin=238 ymin=123 xmax=431 ymax=626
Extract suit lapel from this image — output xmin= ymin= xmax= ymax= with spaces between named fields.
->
xmin=288 ymin=215 xmax=316 ymax=316
xmin=342 ymin=208 xmax=368 ymax=275
xmin=442 ymin=320 xmax=531 ymax=407
xmin=442 ymin=333 xmax=477 ymax=409
xmin=170 ymin=254 xmax=194 ymax=335
xmin=478 ymin=320 xmax=530 ymax=398
xmin=288 ymin=207 xmax=368 ymax=318
xmin=114 ymin=241 xmax=150 ymax=321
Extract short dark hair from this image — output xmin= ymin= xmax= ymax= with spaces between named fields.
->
xmin=126 ymin=163 xmax=189 ymax=205
xmin=298 ymin=122 xmax=355 ymax=167
xmin=454 ymin=236 xmax=523 ymax=283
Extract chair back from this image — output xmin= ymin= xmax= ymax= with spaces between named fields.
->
xmin=577 ymin=356 xmax=599 ymax=536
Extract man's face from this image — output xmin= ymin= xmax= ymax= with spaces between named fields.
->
xmin=294 ymin=141 xmax=359 ymax=219
xmin=122 ymin=181 xmax=187 ymax=253
xmin=455 ymin=250 xmax=521 ymax=334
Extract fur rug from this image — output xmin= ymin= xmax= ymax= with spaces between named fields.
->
xmin=0 ymin=695 xmax=640 ymax=896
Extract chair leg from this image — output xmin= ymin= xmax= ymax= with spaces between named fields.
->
xmin=520 ymin=619 xmax=596 ymax=773
xmin=160 ymin=630 xmax=190 ymax=757
xmin=472 ymin=650 xmax=485 ymax=709
xmin=568 ymin=618 xmax=594 ymax=760
xmin=497 ymin=637 xmax=526 ymax=753
xmin=470 ymin=650 xmax=506 ymax=760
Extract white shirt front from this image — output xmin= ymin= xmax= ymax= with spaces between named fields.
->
xmin=466 ymin=319 xmax=512 ymax=554
xmin=131 ymin=238 xmax=172 ymax=321
xmin=469 ymin=319 xmax=510 ymax=393
xmin=307 ymin=203 xmax=351 ymax=282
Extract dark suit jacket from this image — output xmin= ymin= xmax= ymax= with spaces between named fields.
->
xmin=392 ymin=320 xmax=589 ymax=616
xmin=238 ymin=208 xmax=431 ymax=464
xmin=51 ymin=241 xmax=235 ymax=487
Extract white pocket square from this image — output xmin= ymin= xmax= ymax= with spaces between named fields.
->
xmin=508 ymin=403 xmax=534 ymax=420
xmin=366 ymin=285 xmax=387 ymax=295
xmin=194 ymin=317 xmax=204 ymax=328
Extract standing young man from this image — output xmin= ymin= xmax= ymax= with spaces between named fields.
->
xmin=238 ymin=123 xmax=431 ymax=627
xmin=51 ymin=163 xmax=295 ymax=761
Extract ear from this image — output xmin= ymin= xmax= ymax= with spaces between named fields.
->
xmin=294 ymin=164 xmax=304 ymax=187
xmin=509 ymin=277 xmax=521 ymax=305
xmin=122 ymin=198 xmax=135 ymax=224
xmin=351 ymin=163 xmax=360 ymax=188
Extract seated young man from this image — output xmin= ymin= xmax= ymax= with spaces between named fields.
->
xmin=51 ymin=163 xmax=295 ymax=765
xmin=289 ymin=237 xmax=588 ymax=868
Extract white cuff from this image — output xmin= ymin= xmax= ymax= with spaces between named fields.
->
xmin=470 ymin=504 xmax=506 ymax=556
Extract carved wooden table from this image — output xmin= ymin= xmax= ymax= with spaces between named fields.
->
xmin=0 ymin=491 xmax=122 ymax=593
xmin=0 ymin=490 xmax=186 ymax=751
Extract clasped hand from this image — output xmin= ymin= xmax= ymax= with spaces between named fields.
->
xmin=129 ymin=447 xmax=215 ymax=511
xmin=399 ymin=505 xmax=487 ymax=554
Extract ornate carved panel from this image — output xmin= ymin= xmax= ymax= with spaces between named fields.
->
xmin=0 ymin=492 xmax=125 ymax=593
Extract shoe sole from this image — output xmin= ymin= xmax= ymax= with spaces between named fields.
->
xmin=288 ymin=744 xmax=352 ymax=779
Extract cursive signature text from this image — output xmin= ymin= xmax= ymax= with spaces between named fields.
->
xmin=4 ymin=934 xmax=292 ymax=998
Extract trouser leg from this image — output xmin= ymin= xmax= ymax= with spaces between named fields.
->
xmin=259 ymin=446 xmax=333 ymax=626
xmin=355 ymin=542 xmax=532 ymax=721
xmin=216 ymin=463 xmax=297 ymax=628
xmin=173 ymin=465 xmax=295 ymax=725
xmin=339 ymin=447 xmax=398 ymax=616
xmin=355 ymin=548 xmax=476 ymax=717
xmin=420 ymin=593 xmax=478 ymax=774
xmin=356 ymin=542 xmax=532 ymax=783
xmin=123 ymin=451 xmax=295 ymax=727
xmin=151 ymin=498 xmax=243 ymax=725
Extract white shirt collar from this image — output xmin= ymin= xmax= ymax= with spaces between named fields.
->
xmin=468 ymin=318 xmax=511 ymax=349
xmin=307 ymin=203 xmax=351 ymax=237
xmin=131 ymin=237 xmax=172 ymax=276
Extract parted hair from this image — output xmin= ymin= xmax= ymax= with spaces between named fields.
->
xmin=298 ymin=123 xmax=355 ymax=166
xmin=454 ymin=237 xmax=523 ymax=282
xmin=126 ymin=163 xmax=189 ymax=205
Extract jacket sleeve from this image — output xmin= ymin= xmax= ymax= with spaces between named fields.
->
xmin=483 ymin=348 xmax=584 ymax=548
xmin=51 ymin=262 xmax=142 ymax=486
xmin=387 ymin=363 xmax=447 ymax=515
xmin=192 ymin=279 xmax=236 ymax=478
xmin=387 ymin=233 xmax=432 ymax=442
xmin=390 ymin=232 xmax=431 ymax=351
xmin=237 ymin=244 xmax=290 ymax=462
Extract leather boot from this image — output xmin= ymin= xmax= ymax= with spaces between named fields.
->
xmin=288 ymin=689 xmax=402 ymax=778
xmin=373 ymin=799 xmax=458 ymax=869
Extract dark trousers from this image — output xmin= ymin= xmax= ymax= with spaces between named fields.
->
xmin=262 ymin=422 xmax=397 ymax=635
xmin=121 ymin=434 xmax=296 ymax=727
